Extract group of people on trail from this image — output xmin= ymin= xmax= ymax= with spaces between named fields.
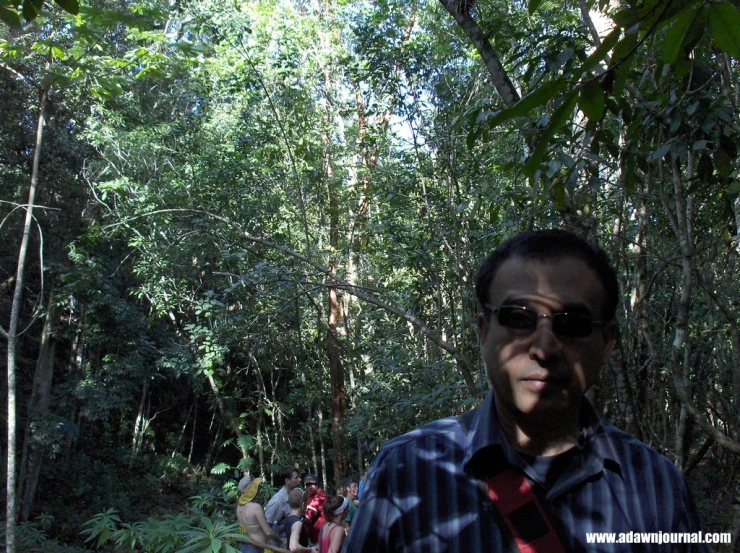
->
xmin=236 ymin=465 xmax=366 ymax=553
xmin=237 ymin=229 xmax=710 ymax=552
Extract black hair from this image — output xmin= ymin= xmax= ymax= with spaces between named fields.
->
xmin=279 ymin=465 xmax=298 ymax=485
xmin=475 ymin=229 xmax=619 ymax=321
xmin=344 ymin=478 xmax=358 ymax=490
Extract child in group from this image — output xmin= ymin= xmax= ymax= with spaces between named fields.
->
xmin=282 ymin=488 xmax=317 ymax=553
xmin=317 ymin=496 xmax=349 ymax=553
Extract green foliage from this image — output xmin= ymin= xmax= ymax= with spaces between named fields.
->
xmin=77 ymin=507 xmax=247 ymax=553
xmin=4 ymin=516 xmax=91 ymax=553
xmin=81 ymin=508 xmax=121 ymax=549
xmin=0 ymin=0 xmax=78 ymax=28
xmin=178 ymin=518 xmax=246 ymax=553
xmin=113 ymin=513 xmax=192 ymax=553
xmin=1 ymin=1 xmax=737 ymax=550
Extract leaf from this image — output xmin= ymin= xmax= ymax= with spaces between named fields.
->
xmin=727 ymin=180 xmax=740 ymax=195
xmin=237 ymin=434 xmax=253 ymax=452
xmin=528 ymin=0 xmax=544 ymax=15
xmin=713 ymin=149 xmax=733 ymax=178
xmin=522 ymin=92 xmax=578 ymax=177
xmin=692 ymin=140 xmax=708 ymax=150
xmin=708 ymin=3 xmax=740 ymax=58
xmin=579 ymin=29 xmax=621 ymax=75
xmin=651 ymin=142 xmax=672 ymax=160
xmin=611 ymin=33 xmax=637 ymax=96
xmin=210 ymin=462 xmax=230 ymax=475
xmin=578 ymin=79 xmax=605 ymax=122
xmin=484 ymin=80 xmax=567 ymax=128
xmin=53 ymin=0 xmax=79 ymax=15
xmin=661 ymin=6 xmax=698 ymax=63
xmin=0 ymin=5 xmax=22 ymax=28
xmin=22 ymin=0 xmax=41 ymax=21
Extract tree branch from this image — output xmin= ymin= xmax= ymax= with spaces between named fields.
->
xmin=438 ymin=0 xmax=520 ymax=106
xmin=106 ymin=208 xmax=482 ymax=396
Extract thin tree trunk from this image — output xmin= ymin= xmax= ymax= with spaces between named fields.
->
xmin=188 ymin=399 xmax=197 ymax=464
xmin=172 ymin=400 xmax=195 ymax=458
xmin=668 ymin=147 xmax=694 ymax=469
xmin=301 ymin=371 xmax=319 ymax=476
xmin=256 ymin=417 xmax=264 ymax=476
xmin=318 ymin=408 xmax=327 ymax=489
xmin=18 ymin=294 xmax=58 ymax=522
xmin=1 ymin=81 xmax=49 ymax=553
xmin=130 ymin=378 xmax=150 ymax=467
xmin=321 ymin=6 xmax=347 ymax=483
xmin=205 ymin=371 xmax=245 ymax=443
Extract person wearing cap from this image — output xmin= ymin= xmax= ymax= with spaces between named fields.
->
xmin=302 ymin=474 xmax=327 ymax=544
xmin=236 ymin=475 xmax=279 ymax=553
xmin=345 ymin=229 xmax=709 ymax=552
xmin=317 ymin=496 xmax=349 ymax=553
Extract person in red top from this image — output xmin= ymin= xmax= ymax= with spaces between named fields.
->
xmin=317 ymin=496 xmax=349 ymax=553
xmin=302 ymin=474 xmax=327 ymax=544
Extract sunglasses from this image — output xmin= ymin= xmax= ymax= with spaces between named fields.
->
xmin=486 ymin=304 xmax=604 ymax=338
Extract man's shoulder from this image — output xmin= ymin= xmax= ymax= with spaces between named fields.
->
xmin=600 ymin=420 xmax=686 ymax=479
xmin=375 ymin=414 xmax=466 ymax=461
xmin=266 ymin=486 xmax=287 ymax=505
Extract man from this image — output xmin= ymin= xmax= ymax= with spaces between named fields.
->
xmin=265 ymin=465 xmax=302 ymax=536
xmin=303 ymin=474 xmax=327 ymax=544
xmin=345 ymin=229 xmax=708 ymax=552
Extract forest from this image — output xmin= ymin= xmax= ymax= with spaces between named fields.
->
xmin=1 ymin=0 xmax=739 ymax=551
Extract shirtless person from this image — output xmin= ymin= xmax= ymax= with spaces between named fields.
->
xmin=236 ymin=475 xmax=280 ymax=553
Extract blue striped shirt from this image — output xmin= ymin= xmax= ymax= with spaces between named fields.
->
xmin=344 ymin=390 xmax=708 ymax=552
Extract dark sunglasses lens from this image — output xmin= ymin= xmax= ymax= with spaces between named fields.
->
xmin=552 ymin=313 xmax=592 ymax=337
xmin=498 ymin=306 xmax=537 ymax=330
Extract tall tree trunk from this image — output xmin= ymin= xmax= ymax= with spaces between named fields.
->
xmin=130 ymin=378 xmax=150 ymax=467
xmin=18 ymin=294 xmax=58 ymax=522
xmin=188 ymin=399 xmax=198 ymax=464
xmin=172 ymin=400 xmax=194 ymax=458
xmin=320 ymin=0 xmax=347 ymax=484
xmin=1 ymin=81 xmax=49 ymax=553
xmin=667 ymin=147 xmax=694 ymax=469
xmin=318 ymin=408 xmax=328 ymax=489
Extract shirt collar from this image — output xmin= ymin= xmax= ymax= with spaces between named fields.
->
xmin=462 ymin=389 xmax=623 ymax=479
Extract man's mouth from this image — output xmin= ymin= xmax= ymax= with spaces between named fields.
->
xmin=521 ymin=373 xmax=567 ymax=391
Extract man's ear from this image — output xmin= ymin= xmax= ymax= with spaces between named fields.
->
xmin=477 ymin=312 xmax=489 ymax=343
xmin=601 ymin=320 xmax=618 ymax=364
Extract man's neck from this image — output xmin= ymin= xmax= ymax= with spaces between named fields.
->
xmin=497 ymin=404 xmax=581 ymax=457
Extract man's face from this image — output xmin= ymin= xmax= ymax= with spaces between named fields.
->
xmin=477 ymin=256 xmax=615 ymax=426
xmin=346 ymin=482 xmax=358 ymax=500
xmin=286 ymin=471 xmax=302 ymax=490
xmin=305 ymin=481 xmax=317 ymax=496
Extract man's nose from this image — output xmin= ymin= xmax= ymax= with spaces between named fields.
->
xmin=528 ymin=320 xmax=562 ymax=360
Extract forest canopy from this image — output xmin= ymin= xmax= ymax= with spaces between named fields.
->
xmin=1 ymin=0 xmax=739 ymax=551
